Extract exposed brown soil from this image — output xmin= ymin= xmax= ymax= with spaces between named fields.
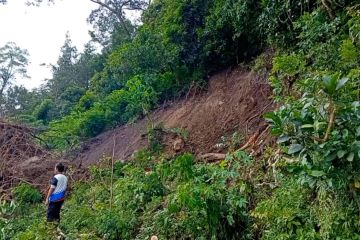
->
xmin=76 ymin=67 xmax=275 ymax=166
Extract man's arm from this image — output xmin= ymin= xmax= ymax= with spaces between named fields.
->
xmin=45 ymin=187 xmax=55 ymax=205
xmin=45 ymin=177 xmax=57 ymax=205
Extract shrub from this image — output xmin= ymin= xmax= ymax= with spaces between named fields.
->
xmin=12 ymin=183 xmax=42 ymax=204
xmin=33 ymin=99 xmax=53 ymax=124
xmin=78 ymin=107 xmax=107 ymax=137
xmin=124 ymin=75 xmax=157 ymax=121
xmin=102 ymin=89 xmax=128 ymax=125
xmin=75 ymin=91 xmax=98 ymax=112
xmin=339 ymin=38 xmax=359 ymax=68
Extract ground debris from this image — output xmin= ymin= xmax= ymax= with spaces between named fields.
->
xmin=0 ymin=120 xmax=77 ymax=196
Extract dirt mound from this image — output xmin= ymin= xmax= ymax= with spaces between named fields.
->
xmin=76 ymin=67 xmax=275 ymax=166
xmin=0 ymin=121 xmax=78 ymax=197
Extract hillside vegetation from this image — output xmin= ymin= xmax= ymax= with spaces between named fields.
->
xmin=2 ymin=0 xmax=360 ymax=239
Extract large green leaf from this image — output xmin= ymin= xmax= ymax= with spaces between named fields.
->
xmin=277 ymin=135 xmax=290 ymax=143
xmin=264 ymin=112 xmax=282 ymax=126
xmin=309 ymin=170 xmax=326 ymax=177
xmin=337 ymin=150 xmax=346 ymax=158
xmin=322 ymin=73 xmax=340 ymax=95
xmin=288 ymin=144 xmax=303 ymax=154
xmin=347 ymin=152 xmax=355 ymax=162
xmin=336 ymin=77 xmax=349 ymax=90
xmin=301 ymin=124 xmax=314 ymax=129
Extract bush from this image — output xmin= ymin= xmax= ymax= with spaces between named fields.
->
xmin=124 ymin=75 xmax=157 ymax=121
xmin=33 ymin=99 xmax=53 ymax=124
xmin=75 ymin=91 xmax=98 ymax=112
xmin=12 ymin=183 xmax=42 ymax=204
xmin=340 ymin=38 xmax=359 ymax=68
xmin=78 ymin=107 xmax=107 ymax=137
xmin=102 ymin=89 xmax=128 ymax=125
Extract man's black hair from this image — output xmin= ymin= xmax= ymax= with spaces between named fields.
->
xmin=55 ymin=163 xmax=65 ymax=173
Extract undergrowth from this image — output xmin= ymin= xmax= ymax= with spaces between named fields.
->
xmin=1 ymin=151 xmax=264 ymax=239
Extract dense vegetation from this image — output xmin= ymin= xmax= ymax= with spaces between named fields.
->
xmin=2 ymin=0 xmax=360 ymax=239
xmin=2 ymin=150 xmax=256 ymax=239
xmin=2 ymin=0 xmax=313 ymax=150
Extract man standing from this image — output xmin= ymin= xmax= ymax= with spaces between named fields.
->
xmin=45 ymin=163 xmax=68 ymax=223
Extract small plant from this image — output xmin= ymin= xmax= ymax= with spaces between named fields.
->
xmin=252 ymin=51 xmax=274 ymax=76
xmin=169 ymin=127 xmax=189 ymax=140
xmin=339 ymin=38 xmax=359 ymax=68
xmin=147 ymin=124 xmax=164 ymax=153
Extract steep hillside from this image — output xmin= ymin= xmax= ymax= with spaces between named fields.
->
xmin=76 ymin=67 xmax=274 ymax=166
xmin=0 ymin=67 xmax=272 ymax=196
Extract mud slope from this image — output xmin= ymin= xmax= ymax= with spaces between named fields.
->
xmin=77 ymin=68 xmax=274 ymax=166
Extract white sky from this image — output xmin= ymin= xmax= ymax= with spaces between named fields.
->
xmin=0 ymin=0 xmax=97 ymax=90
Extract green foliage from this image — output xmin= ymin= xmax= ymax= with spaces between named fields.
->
xmin=78 ymin=108 xmax=107 ymax=137
xmin=293 ymin=9 xmax=344 ymax=69
xmin=0 ymin=42 xmax=29 ymax=99
xmin=217 ymin=131 xmax=244 ymax=152
xmin=258 ymin=0 xmax=315 ymax=47
xmin=33 ymin=99 xmax=54 ymax=124
xmin=348 ymin=5 xmax=360 ymax=45
xmin=269 ymin=53 xmax=305 ymax=98
xmin=12 ymin=183 xmax=42 ymax=204
xmin=253 ymin=179 xmax=317 ymax=239
xmin=4 ymin=151 xmax=255 ymax=239
xmin=101 ymin=89 xmax=129 ymax=125
xmin=42 ymin=79 xmax=156 ymax=149
xmin=253 ymin=178 xmax=360 ymax=239
xmin=272 ymin=54 xmax=305 ymax=77
xmin=146 ymin=124 xmax=163 ymax=153
xmin=75 ymin=91 xmax=97 ymax=112
xmin=35 ymin=0 xmax=330 ymax=148
xmin=259 ymin=3 xmax=360 ymax=239
xmin=125 ymin=75 xmax=157 ymax=119
xmin=202 ymin=0 xmax=261 ymax=68
xmin=340 ymin=38 xmax=359 ymax=68
xmin=266 ymin=59 xmax=360 ymax=188
xmin=169 ymin=127 xmax=189 ymax=140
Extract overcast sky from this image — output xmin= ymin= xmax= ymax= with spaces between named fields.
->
xmin=0 ymin=0 xmax=97 ymax=90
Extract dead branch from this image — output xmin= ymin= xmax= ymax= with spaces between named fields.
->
xmin=321 ymin=0 xmax=335 ymax=19
xmin=199 ymin=153 xmax=226 ymax=162
xmin=240 ymin=125 xmax=269 ymax=151
xmin=323 ymin=104 xmax=336 ymax=142
xmin=245 ymin=101 xmax=273 ymax=134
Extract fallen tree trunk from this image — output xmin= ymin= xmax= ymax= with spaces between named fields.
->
xmin=199 ymin=153 xmax=226 ymax=162
xmin=199 ymin=124 xmax=271 ymax=162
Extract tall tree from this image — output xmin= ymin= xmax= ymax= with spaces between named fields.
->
xmin=74 ymin=42 xmax=101 ymax=89
xmin=0 ymin=42 xmax=29 ymax=99
xmin=47 ymin=33 xmax=78 ymax=98
xmin=88 ymin=0 xmax=150 ymax=46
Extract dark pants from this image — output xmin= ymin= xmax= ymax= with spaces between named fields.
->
xmin=47 ymin=201 xmax=64 ymax=222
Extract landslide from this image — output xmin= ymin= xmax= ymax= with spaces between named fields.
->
xmin=0 ymin=121 xmax=81 ymax=197
xmin=76 ymin=67 xmax=274 ymax=166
